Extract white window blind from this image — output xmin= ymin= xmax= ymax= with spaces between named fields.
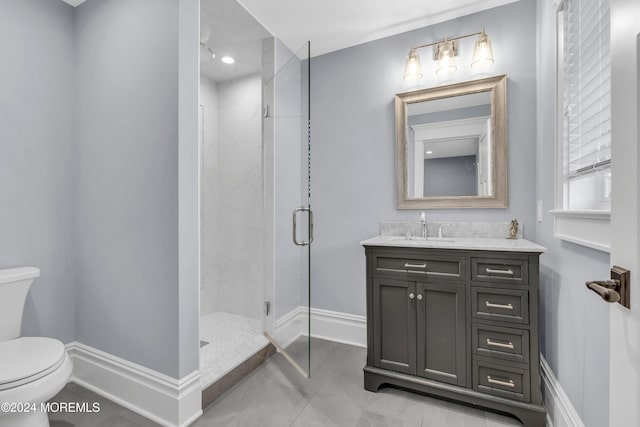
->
xmin=563 ymin=0 xmax=611 ymax=178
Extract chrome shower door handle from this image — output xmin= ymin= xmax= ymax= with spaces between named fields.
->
xmin=292 ymin=206 xmax=314 ymax=246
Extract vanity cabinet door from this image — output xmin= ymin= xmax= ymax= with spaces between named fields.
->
xmin=372 ymin=278 xmax=417 ymax=375
xmin=416 ymin=282 xmax=467 ymax=386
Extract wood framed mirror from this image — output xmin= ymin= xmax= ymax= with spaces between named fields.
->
xmin=396 ymin=74 xmax=507 ymax=209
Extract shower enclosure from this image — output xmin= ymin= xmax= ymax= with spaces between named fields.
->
xmin=198 ymin=0 xmax=312 ymax=394
xmin=262 ymin=41 xmax=312 ymax=377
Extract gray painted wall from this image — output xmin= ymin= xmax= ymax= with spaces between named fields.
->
xmin=535 ymin=1 xmax=610 ymax=425
xmin=0 ymin=0 xmax=76 ymax=343
xmin=177 ymin=0 xmax=200 ymax=379
xmin=311 ymin=0 xmax=538 ymax=316
xmin=74 ymin=0 xmax=181 ymax=377
xmin=423 ymin=156 xmax=477 ymax=197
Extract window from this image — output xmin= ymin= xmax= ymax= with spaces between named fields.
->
xmin=552 ymin=0 xmax=611 ymax=252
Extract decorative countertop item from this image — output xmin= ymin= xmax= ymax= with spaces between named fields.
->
xmin=508 ymin=219 xmax=519 ymax=239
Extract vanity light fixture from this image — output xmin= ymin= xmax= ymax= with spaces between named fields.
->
xmin=403 ymin=29 xmax=494 ymax=80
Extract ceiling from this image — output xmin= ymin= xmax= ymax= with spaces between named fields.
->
xmin=423 ymin=138 xmax=479 ymax=159
xmin=200 ymin=0 xmax=271 ymax=82
xmin=62 ymin=0 xmax=518 ymax=78
xmin=237 ymin=0 xmax=519 ymax=57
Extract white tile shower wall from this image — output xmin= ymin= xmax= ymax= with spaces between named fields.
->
xmin=201 ymin=74 xmax=264 ymax=319
xmin=200 ymin=76 xmax=219 ymax=316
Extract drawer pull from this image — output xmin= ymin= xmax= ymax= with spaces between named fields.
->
xmin=486 ymin=338 xmax=515 ymax=349
xmin=405 ymin=263 xmax=426 ymax=269
xmin=485 ymin=268 xmax=514 ymax=276
xmin=487 ymin=375 xmax=515 ymax=388
xmin=485 ymin=301 xmax=514 ymax=310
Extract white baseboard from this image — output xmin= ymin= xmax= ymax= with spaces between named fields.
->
xmin=274 ymin=306 xmax=366 ymax=349
xmin=540 ymin=356 xmax=585 ymax=427
xmin=273 ymin=306 xmax=308 ymax=349
xmin=65 ymin=342 xmax=202 ymax=427
xmin=309 ymin=307 xmax=366 ymax=347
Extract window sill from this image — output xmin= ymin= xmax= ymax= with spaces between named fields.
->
xmin=549 ymin=210 xmax=611 ymax=252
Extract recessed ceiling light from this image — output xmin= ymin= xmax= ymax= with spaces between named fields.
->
xmin=221 ymin=56 xmax=235 ymax=64
xmin=426 ymin=150 xmax=433 ymax=154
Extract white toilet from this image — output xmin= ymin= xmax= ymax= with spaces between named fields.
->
xmin=0 ymin=267 xmax=73 ymax=427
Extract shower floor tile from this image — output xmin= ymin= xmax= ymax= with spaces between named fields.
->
xmin=200 ymin=311 xmax=268 ymax=388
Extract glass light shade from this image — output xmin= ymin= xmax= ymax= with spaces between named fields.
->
xmin=471 ymin=32 xmax=494 ymax=68
xmin=403 ymin=48 xmax=423 ymax=81
xmin=435 ymin=41 xmax=457 ymax=76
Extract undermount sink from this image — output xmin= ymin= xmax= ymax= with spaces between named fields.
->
xmin=384 ymin=236 xmax=456 ymax=243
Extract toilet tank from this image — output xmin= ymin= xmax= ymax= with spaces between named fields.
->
xmin=0 ymin=267 xmax=40 ymax=342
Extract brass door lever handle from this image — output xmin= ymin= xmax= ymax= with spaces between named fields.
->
xmin=585 ymin=280 xmax=621 ymax=303
xmin=585 ymin=266 xmax=631 ymax=309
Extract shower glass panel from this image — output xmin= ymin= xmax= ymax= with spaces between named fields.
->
xmin=264 ymin=41 xmax=311 ymax=377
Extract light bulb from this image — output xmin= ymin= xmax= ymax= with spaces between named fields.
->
xmin=435 ymin=41 xmax=457 ymax=76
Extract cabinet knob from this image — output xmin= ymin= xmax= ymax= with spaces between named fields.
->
xmin=417 ymin=294 xmax=423 ymax=301
xmin=409 ymin=293 xmax=415 ymax=300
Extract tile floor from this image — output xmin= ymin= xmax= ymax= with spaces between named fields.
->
xmin=49 ymin=339 xmax=523 ymax=426
xmin=200 ymin=311 xmax=268 ymax=388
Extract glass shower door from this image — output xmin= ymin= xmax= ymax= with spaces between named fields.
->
xmin=263 ymin=41 xmax=312 ymax=377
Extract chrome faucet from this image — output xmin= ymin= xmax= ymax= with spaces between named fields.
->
xmin=420 ymin=212 xmax=427 ymax=238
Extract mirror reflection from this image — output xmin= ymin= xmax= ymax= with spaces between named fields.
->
xmin=407 ymin=92 xmax=492 ymax=198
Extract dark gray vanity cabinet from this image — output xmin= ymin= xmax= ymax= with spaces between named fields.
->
xmin=372 ymin=278 xmax=466 ymax=385
xmin=417 ymin=281 xmax=466 ymax=386
xmin=364 ymin=246 xmax=547 ymax=427
xmin=372 ymin=277 xmax=416 ymax=375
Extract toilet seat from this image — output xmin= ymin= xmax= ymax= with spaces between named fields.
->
xmin=0 ymin=337 xmax=66 ymax=391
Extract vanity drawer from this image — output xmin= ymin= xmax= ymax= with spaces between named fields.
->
xmin=376 ymin=256 xmax=427 ymax=274
xmin=473 ymin=360 xmax=530 ymax=402
xmin=473 ymin=323 xmax=529 ymax=364
xmin=471 ymin=257 xmax=528 ymax=286
xmin=375 ymin=253 xmax=464 ymax=281
xmin=472 ymin=287 xmax=529 ymax=324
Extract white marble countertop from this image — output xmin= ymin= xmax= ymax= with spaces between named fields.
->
xmin=360 ymin=235 xmax=546 ymax=253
